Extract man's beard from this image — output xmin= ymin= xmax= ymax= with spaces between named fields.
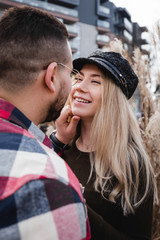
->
xmin=43 ymin=85 xmax=69 ymax=123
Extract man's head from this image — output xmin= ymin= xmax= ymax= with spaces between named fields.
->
xmin=0 ymin=6 xmax=73 ymax=124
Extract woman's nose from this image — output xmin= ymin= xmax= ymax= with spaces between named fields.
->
xmin=75 ymin=79 xmax=88 ymax=91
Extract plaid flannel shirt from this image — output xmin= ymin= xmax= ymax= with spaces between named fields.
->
xmin=0 ymin=98 xmax=90 ymax=240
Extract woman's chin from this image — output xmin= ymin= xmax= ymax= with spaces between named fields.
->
xmin=72 ymin=109 xmax=81 ymax=116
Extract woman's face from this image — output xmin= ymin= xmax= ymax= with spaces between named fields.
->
xmin=70 ymin=64 xmax=103 ymax=120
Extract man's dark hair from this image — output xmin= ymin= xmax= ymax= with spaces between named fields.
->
xmin=0 ymin=6 xmax=69 ymax=91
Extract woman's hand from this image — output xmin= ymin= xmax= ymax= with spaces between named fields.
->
xmin=55 ymin=105 xmax=80 ymax=144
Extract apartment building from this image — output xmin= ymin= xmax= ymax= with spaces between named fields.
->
xmin=0 ymin=0 xmax=148 ymax=59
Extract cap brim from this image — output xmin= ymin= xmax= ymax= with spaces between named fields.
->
xmin=73 ymin=57 xmax=101 ymax=71
xmin=73 ymin=57 xmax=117 ymax=78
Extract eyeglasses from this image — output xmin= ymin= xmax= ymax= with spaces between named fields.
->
xmin=56 ymin=62 xmax=81 ymax=86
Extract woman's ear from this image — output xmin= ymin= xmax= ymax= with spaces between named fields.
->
xmin=45 ymin=62 xmax=58 ymax=92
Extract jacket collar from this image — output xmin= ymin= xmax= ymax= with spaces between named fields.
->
xmin=0 ymin=98 xmax=52 ymax=148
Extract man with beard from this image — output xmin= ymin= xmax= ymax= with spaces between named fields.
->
xmin=0 ymin=6 xmax=90 ymax=240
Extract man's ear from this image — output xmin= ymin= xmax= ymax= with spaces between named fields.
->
xmin=45 ymin=62 xmax=58 ymax=92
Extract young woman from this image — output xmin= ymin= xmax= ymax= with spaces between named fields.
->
xmin=51 ymin=51 xmax=157 ymax=240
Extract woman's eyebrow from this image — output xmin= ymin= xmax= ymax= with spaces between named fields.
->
xmin=79 ymin=72 xmax=101 ymax=78
xmin=90 ymin=74 xmax=101 ymax=77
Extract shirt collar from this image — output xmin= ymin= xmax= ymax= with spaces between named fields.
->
xmin=0 ymin=98 xmax=52 ymax=148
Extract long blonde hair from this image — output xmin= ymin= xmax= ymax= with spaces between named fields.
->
xmin=90 ymin=74 xmax=156 ymax=215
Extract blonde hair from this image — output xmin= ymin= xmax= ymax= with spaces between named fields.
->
xmin=90 ymin=75 xmax=156 ymax=215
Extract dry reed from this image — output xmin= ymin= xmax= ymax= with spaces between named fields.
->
xmin=104 ymin=36 xmax=160 ymax=239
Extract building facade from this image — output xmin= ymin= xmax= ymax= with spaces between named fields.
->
xmin=0 ymin=0 xmax=148 ymax=59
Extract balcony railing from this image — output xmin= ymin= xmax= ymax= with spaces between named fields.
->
xmin=65 ymin=24 xmax=79 ymax=35
xmin=115 ymin=20 xmax=132 ymax=34
xmin=96 ymin=34 xmax=110 ymax=43
xmin=123 ymin=30 xmax=132 ymax=43
xmin=97 ymin=5 xmax=110 ymax=18
xmin=65 ymin=24 xmax=80 ymax=38
xmin=69 ymin=38 xmax=79 ymax=50
xmin=50 ymin=0 xmax=79 ymax=6
xmin=139 ymin=38 xmax=148 ymax=45
xmin=124 ymin=18 xmax=133 ymax=33
xmin=97 ymin=19 xmax=110 ymax=29
xmin=11 ymin=0 xmax=78 ymax=18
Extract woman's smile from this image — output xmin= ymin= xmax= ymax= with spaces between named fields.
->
xmin=74 ymin=96 xmax=91 ymax=104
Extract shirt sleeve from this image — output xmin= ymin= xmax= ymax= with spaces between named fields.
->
xmin=50 ymin=133 xmax=69 ymax=156
xmin=0 ymin=179 xmax=91 ymax=240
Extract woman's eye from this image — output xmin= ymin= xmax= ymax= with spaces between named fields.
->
xmin=72 ymin=77 xmax=83 ymax=85
xmin=92 ymin=80 xmax=101 ymax=84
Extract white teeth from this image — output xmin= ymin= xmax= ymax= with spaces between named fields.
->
xmin=75 ymin=97 xmax=89 ymax=103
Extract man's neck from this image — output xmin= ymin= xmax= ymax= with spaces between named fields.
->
xmin=0 ymin=91 xmax=41 ymax=125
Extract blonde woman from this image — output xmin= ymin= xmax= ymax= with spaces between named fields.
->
xmin=50 ymin=51 xmax=157 ymax=240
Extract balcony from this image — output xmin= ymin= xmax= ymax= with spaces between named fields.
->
xmin=138 ymin=38 xmax=148 ymax=45
xmin=124 ymin=17 xmax=133 ymax=33
xmin=97 ymin=19 xmax=110 ymax=33
xmin=141 ymin=45 xmax=150 ymax=55
xmin=65 ymin=24 xmax=79 ymax=38
xmin=117 ymin=7 xmax=130 ymax=19
xmin=115 ymin=21 xmax=125 ymax=30
xmin=123 ymin=30 xmax=132 ymax=43
xmin=115 ymin=19 xmax=132 ymax=34
xmin=96 ymin=34 xmax=110 ymax=46
xmin=97 ymin=5 xmax=110 ymax=18
xmin=10 ymin=0 xmax=79 ymax=22
xmin=69 ymin=38 xmax=79 ymax=53
xmin=100 ymin=0 xmax=109 ymax=3
xmin=140 ymin=26 xmax=148 ymax=32
xmin=48 ymin=0 xmax=79 ymax=7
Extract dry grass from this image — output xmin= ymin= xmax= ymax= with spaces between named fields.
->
xmin=133 ymin=48 xmax=160 ymax=240
xmin=104 ymin=36 xmax=160 ymax=239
